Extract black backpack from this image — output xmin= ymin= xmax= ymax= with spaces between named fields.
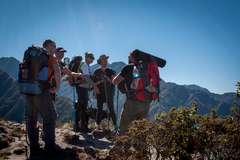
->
xmin=68 ymin=55 xmax=83 ymax=86
xmin=18 ymin=45 xmax=51 ymax=95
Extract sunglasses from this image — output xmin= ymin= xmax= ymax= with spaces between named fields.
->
xmin=89 ymin=56 xmax=95 ymax=60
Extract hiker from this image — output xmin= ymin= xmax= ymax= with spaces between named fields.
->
xmin=75 ymin=52 xmax=100 ymax=132
xmin=112 ymin=50 xmax=151 ymax=136
xmin=55 ymin=47 xmax=83 ymax=78
xmin=25 ymin=39 xmax=62 ymax=157
xmin=93 ymin=54 xmax=116 ymax=129
xmin=41 ymin=47 xmax=84 ymax=136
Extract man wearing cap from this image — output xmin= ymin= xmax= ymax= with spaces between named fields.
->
xmin=41 ymin=47 xmax=84 ymax=139
xmin=93 ymin=54 xmax=116 ymax=129
xmin=75 ymin=52 xmax=100 ymax=132
xmin=55 ymin=47 xmax=83 ymax=78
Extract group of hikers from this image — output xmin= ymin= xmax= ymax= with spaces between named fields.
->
xmin=19 ymin=38 xmax=166 ymax=158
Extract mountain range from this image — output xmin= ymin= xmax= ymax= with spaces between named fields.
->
xmin=0 ymin=57 xmax=238 ymax=124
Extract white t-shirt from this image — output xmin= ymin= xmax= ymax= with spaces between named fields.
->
xmin=79 ymin=62 xmax=91 ymax=88
xmin=81 ymin=63 xmax=90 ymax=75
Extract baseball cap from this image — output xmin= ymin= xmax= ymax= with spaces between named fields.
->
xmin=56 ymin=47 xmax=67 ymax=52
xmin=85 ymin=52 xmax=94 ymax=59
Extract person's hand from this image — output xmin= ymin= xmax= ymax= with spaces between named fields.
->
xmin=103 ymin=75 xmax=107 ymax=80
xmin=48 ymin=87 xmax=60 ymax=93
xmin=96 ymin=81 xmax=101 ymax=85
xmin=61 ymin=66 xmax=68 ymax=74
xmin=78 ymin=73 xmax=83 ymax=78
xmin=93 ymin=86 xmax=100 ymax=94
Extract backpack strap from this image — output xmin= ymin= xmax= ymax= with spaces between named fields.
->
xmin=148 ymin=74 xmax=153 ymax=103
xmin=126 ymin=89 xmax=143 ymax=99
xmin=157 ymin=76 xmax=160 ymax=102
xmin=77 ymin=62 xmax=82 ymax=73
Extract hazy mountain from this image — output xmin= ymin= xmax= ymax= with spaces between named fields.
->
xmin=148 ymin=83 xmax=234 ymax=121
xmin=0 ymin=57 xmax=238 ymax=124
xmin=0 ymin=57 xmax=19 ymax=79
xmin=0 ymin=69 xmax=76 ymax=124
xmin=0 ymin=69 xmax=25 ymax=123
xmin=183 ymin=84 xmax=210 ymax=93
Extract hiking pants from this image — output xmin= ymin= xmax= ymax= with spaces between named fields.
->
xmin=25 ymin=91 xmax=57 ymax=149
xmin=75 ymin=86 xmax=89 ymax=128
xmin=96 ymin=88 xmax=116 ymax=126
xmin=118 ymin=98 xmax=150 ymax=136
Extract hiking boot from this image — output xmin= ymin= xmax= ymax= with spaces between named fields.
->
xmin=45 ymin=145 xmax=64 ymax=157
xmin=30 ymin=146 xmax=43 ymax=158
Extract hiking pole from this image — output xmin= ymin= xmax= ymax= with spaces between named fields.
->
xmin=115 ymin=86 xmax=119 ymax=134
xmin=73 ymin=84 xmax=76 ymax=134
xmin=103 ymin=75 xmax=109 ymax=130
xmin=25 ymin=110 xmax=30 ymax=159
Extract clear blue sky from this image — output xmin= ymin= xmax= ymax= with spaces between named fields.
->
xmin=0 ymin=0 xmax=240 ymax=94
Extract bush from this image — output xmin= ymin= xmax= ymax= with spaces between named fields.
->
xmin=112 ymin=83 xmax=240 ymax=160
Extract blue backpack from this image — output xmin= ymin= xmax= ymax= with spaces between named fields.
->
xmin=18 ymin=45 xmax=51 ymax=95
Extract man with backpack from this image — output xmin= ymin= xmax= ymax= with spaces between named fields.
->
xmin=112 ymin=50 xmax=152 ymax=136
xmin=24 ymin=39 xmax=62 ymax=157
xmin=55 ymin=47 xmax=83 ymax=78
xmin=93 ymin=54 xmax=116 ymax=130
xmin=75 ymin=52 xmax=100 ymax=132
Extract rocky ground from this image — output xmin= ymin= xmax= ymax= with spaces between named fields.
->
xmin=0 ymin=120 xmax=115 ymax=160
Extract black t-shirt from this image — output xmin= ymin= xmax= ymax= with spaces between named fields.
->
xmin=119 ymin=63 xmax=134 ymax=90
xmin=93 ymin=67 xmax=115 ymax=92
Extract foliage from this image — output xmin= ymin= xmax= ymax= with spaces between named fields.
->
xmin=113 ymin=83 xmax=240 ymax=160
xmin=10 ymin=129 xmax=22 ymax=137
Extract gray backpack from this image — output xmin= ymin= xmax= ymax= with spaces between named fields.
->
xmin=18 ymin=45 xmax=51 ymax=95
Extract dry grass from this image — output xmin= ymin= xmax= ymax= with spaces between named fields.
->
xmin=13 ymin=147 xmax=25 ymax=155
xmin=0 ymin=148 xmax=11 ymax=158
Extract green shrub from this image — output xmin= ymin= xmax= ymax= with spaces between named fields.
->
xmin=113 ymin=82 xmax=240 ymax=159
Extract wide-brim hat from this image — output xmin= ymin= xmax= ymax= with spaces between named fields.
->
xmin=97 ymin=54 xmax=109 ymax=65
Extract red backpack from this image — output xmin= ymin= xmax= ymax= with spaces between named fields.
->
xmin=131 ymin=60 xmax=160 ymax=102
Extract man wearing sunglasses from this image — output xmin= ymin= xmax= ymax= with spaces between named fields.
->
xmin=75 ymin=52 xmax=100 ymax=132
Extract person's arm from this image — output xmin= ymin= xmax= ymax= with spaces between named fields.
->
xmin=62 ymin=67 xmax=83 ymax=78
xmin=112 ymin=73 xmax=124 ymax=85
xmin=105 ymin=69 xmax=115 ymax=84
xmin=49 ymin=64 xmax=61 ymax=93
xmin=82 ymin=64 xmax=100 ymax=94
xmin=84 ymin=75 xmax=100 ymax=94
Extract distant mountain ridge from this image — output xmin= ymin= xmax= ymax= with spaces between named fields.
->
xmin=0 ymin=57 xmax=237 ymax=124
xmin=0 ymin=57 xmax=19 ymax=79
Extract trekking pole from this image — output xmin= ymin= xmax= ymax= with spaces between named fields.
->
xmin=25 ymin=112 xmax=30 ymax=159
xmin=73 ymin=84 xmax=76 ymax=134
xmin=115 ymin=86 xmax=119 ymax=134
xmin=238 ymin=102 xmax=240 ymax=121
xmin=104 ymin=75 xmax=109 ymax=130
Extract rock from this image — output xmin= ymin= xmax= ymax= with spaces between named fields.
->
xmin=0 ymin=126 xmax=8 ymax=133
xmin=92 ymin=129 xmax=106 ymax=139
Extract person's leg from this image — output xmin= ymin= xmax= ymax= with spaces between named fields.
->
xmin=80 ymin=88 xmax=89 ymax=129
xmin=75 ymin=86 xmax=82 ymax=129
xmin=25 ymin=95 xmax=40 ymax=148
xmin=38 ymin=91 xmax=57 ymax=149
xmin=118 ymin=99 xmax=139 ymax=136
xmin=137 ymin=101 xmax=150 ymax=120
xmin=118 ymin=99 xmax=149 ymax=136
xmin=108 ymin=95 xmax=116 ymax=125
xmin=96 ymin=93 xmax=104 ymax=125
